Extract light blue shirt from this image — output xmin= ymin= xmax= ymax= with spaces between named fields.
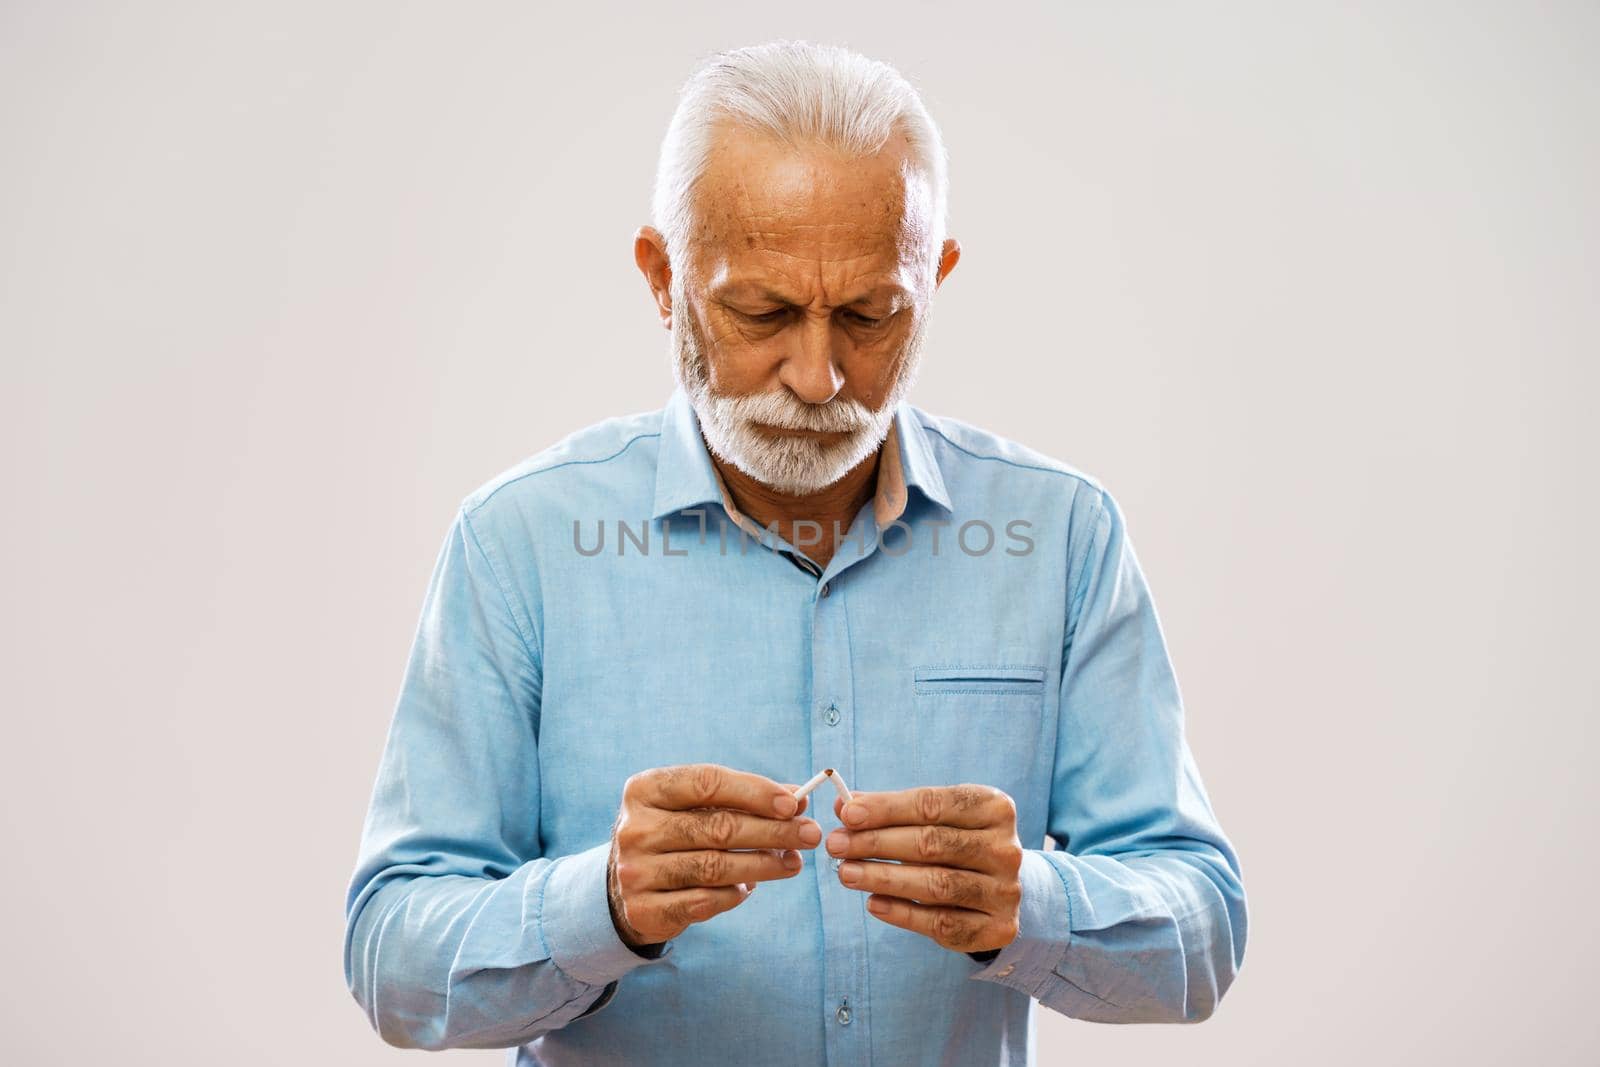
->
xmin=343 ymin=384 xmax=1248 ymax=1065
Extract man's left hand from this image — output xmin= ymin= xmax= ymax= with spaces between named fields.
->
xmin=828 ymin=784 xmax=1023 ymax=955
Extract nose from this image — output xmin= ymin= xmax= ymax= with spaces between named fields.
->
xmin=777 ymin=311 xmax=844 ymax=405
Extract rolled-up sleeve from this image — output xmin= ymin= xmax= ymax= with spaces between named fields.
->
xmin=971 ymin=487 xmax=1248 ymax=1022
xmin=342 ymin=503 xmax=669 ymax=1050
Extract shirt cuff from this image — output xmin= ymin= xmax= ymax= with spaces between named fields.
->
xmin=967 ymin=848 xmax=1071 ymax=994
xmin=575 ymin=980 xmax=619 ymax=1019
xmin=629 ymin=938 xmax=670 ymax=959
xmin=540 ymin=840 xmax=674 ymax=987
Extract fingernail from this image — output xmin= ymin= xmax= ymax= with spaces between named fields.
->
xmin=843 ymin=803 xmax=866 ymax=826
xmin=868 ymin=896 xmax=889 ymax=915
xmin=798 ymin=821 xmax=822 ymax=847
xmin=838 ymin=861 xmax=862 ymax=885
xmin=783 ymin=850 xmax=803 ymax=870
xmin=826 ymin=830 xmax=848 ymax=855
xmin=773 ymin=794 xmax=798 ymax=817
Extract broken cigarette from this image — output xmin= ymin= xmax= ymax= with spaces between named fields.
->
xmin=830 ymin=770 xmax=854 ymax=805
xmin=792 ymin=767 xmax=854 ymax=805
xmin=793 ymin=768 xmax=830 ymax=801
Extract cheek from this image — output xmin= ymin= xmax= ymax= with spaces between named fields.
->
xmin=698 ymin=308 xmax=747 ymax=350
xmin=842 ymin=331 xmax=910 ymax=398
xmin=700 ymin=316 xmax=782 ymax=387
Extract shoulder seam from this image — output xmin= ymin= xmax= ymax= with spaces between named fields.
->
xmin=917 ymin=419 xmax=1100 ymax=489
xmin=458 ymin=504 xmax=542 ymax=669
xmin=467 ymin=430 xmax=661 ymax=514
xmin=1066 ymin=487 xmax=1112 ymax=630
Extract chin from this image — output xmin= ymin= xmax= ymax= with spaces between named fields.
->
xmin=723 ymin=422 xmax=879 ymax=495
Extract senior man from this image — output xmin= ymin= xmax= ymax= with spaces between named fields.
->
xmin=344 ymin=40 xmax=1247 ymax=1066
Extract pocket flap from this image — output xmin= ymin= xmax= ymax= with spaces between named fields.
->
xmin=914 ymin=666 xmax=1046 ymax=694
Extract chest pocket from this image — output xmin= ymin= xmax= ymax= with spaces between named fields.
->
xmin=912 ymin=666 xmax=1047 ymax=798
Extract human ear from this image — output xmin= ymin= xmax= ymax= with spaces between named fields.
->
xmin=633 ymin=226 xmax=675 ymax=328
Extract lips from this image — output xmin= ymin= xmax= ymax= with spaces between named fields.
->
xmin=751 ymin=422 xmax=846 ymax=438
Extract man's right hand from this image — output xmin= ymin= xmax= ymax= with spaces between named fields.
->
xmin=606 ymin=763 xmax=822 ymax=948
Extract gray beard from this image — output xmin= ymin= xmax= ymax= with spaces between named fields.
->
xmin=668 ymin=287 xmax=928 ymax=495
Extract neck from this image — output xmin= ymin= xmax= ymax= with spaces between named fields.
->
xmin=710 ymin=445 xmax=880 ymax=570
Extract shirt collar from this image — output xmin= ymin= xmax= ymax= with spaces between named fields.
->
xmin=650 ymin=384 xmax=952 ymax=527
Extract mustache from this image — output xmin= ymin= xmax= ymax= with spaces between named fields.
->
xmin=712 ymin=387 xmax=875 ymax=434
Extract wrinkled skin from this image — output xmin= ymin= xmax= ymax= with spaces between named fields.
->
xmin=634 ymin=120 xmax=960 ymax=565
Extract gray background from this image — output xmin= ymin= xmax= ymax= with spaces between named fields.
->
xmin=3 ymin=2 xmax=1595 ymax=1063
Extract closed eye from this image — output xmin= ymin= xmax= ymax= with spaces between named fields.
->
xmin=735 ymin=307 xmax=888 ymax=328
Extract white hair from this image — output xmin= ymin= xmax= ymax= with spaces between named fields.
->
xmin=650 ymin=39 xmax=950 ymax=277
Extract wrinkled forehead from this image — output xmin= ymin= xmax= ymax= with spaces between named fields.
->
xmin=685 ymin=121 xmax=938 ymax=290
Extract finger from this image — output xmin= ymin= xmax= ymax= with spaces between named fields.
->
xmin=649 ymin=807 xmax=822 ymax=852
xmin=863 ymin=894 xmax=1014 ymax=954
xmin=835 ymin=858 xmax=1011 ymax=914
xmin=635 ymin=883 xmax=754 ymax=934
xmin=835 ymin=784 xmax=1010 ymax=831
xmin=825 ymin=824 xmax=1018 ymax=876
xmin=639 ymin=848 xmax=805 ymax=891
xmin=632 ymin=763 xmax=800 ymax=818
xmin=777 ymin=785 xmax=810 ymax=818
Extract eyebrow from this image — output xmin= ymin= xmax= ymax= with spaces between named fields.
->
xmin=715 ymin=280 xmax=912 ymax=309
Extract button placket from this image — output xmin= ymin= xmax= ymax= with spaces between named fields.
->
xmin=809 ymin=546 xmax=868 ymax=1061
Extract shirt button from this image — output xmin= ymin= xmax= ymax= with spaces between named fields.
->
xmin=996 ymin=964 xmax=1015 ymax=978
xmin=823 ymin=705 xmax=841 ymax=726
xmin=830 ymin=857 xmax=842 ymax=873
xmin=820 ymin=582 xmax=830 ymax=597
xmin=835 ymin=998 xmax=852 ymax=1025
